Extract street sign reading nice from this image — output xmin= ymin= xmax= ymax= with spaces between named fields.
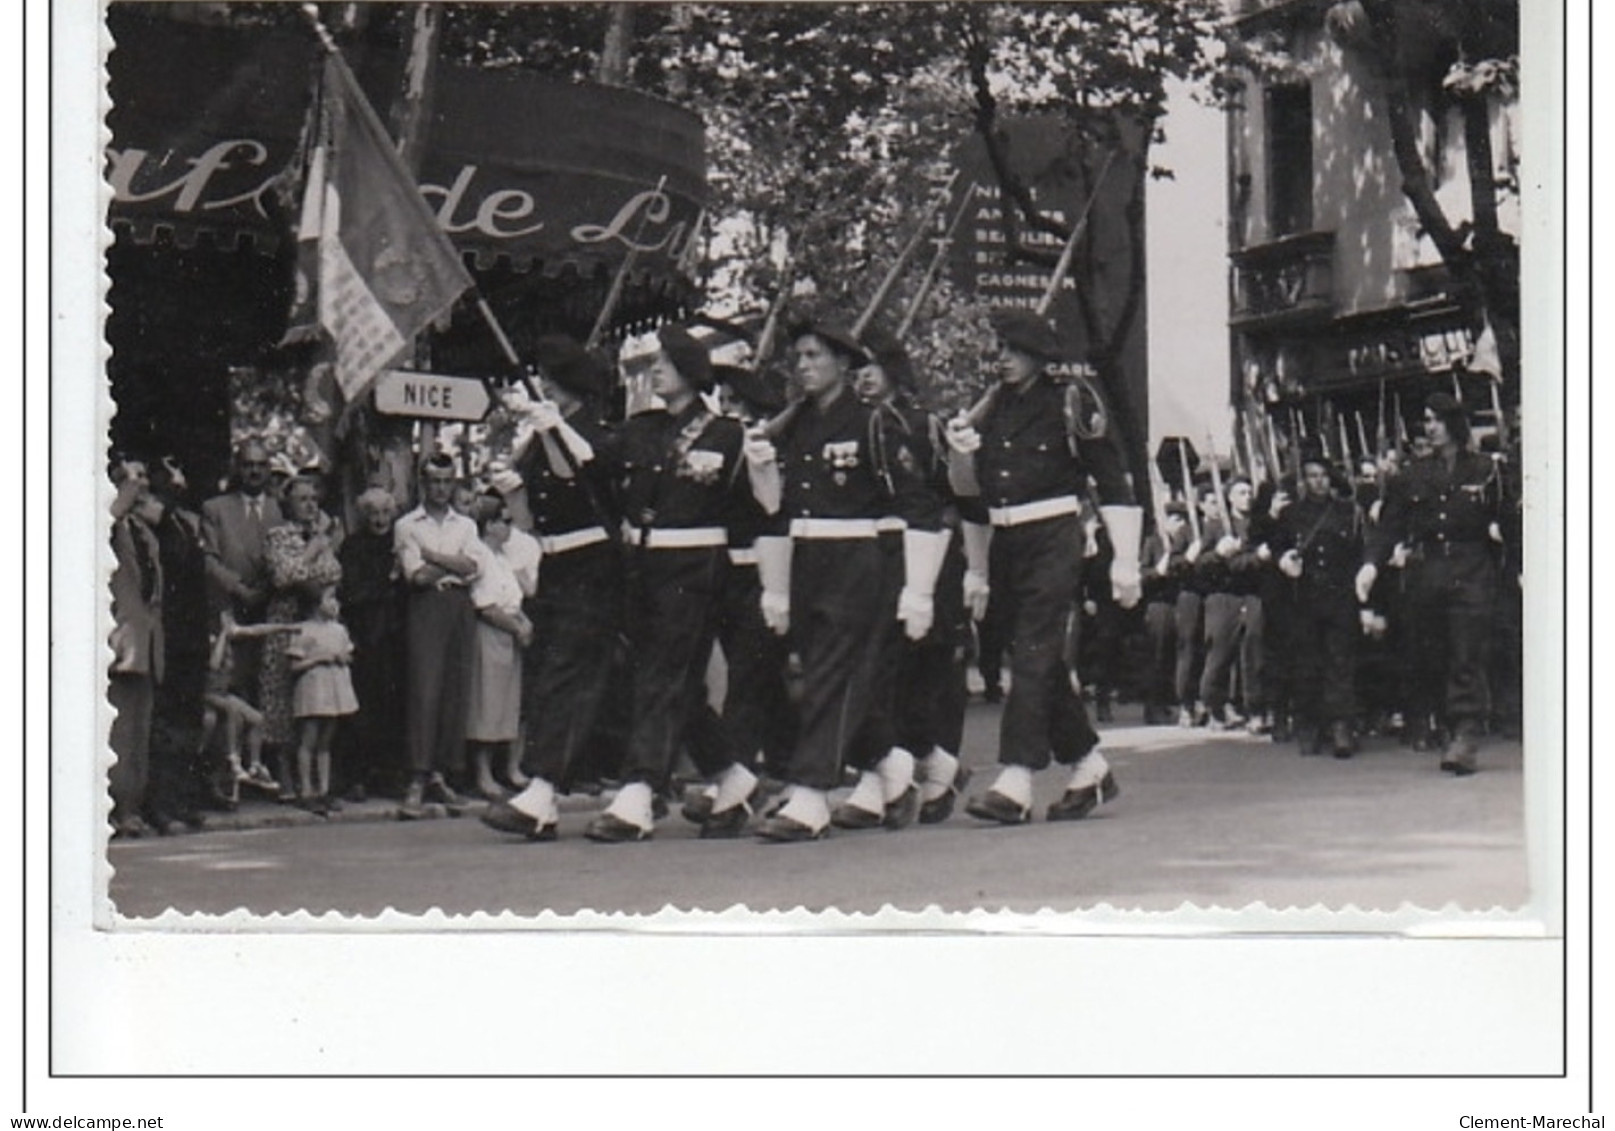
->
xmin=373 ymin=370 xmax=493 ymax=422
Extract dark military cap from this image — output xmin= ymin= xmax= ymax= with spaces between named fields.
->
xmin=787 ymin=320 xmax=871 ymax=367
xmin=857 ymin=323 xmax=916 ymax=390
xmin=658 ymin=324 xmax=715 ymax=393
xmin=989 ymin=308 xmax=1064 ymax=362
xmin=714 ymin=363 xmax=787 ymax=415
xmin=532 ymin=335 xmax=610 ymax=400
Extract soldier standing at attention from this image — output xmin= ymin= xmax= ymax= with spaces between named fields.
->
xmin=1356 ymin=392 xmax=1506 ymax=775
xmin=945 ymin=310 xmax=1144 ymax=825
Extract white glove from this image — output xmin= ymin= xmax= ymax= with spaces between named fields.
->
xmin=760 ymin=591 xmax=791 ymax=636
xmin=743 ymin=428 xmax=778 ymax=468
xmin=1389 ymin=542 xmax=1411 ymax=569
xmin=1369 ymin=499 xmax=1383 ymax=524
xmin=1256 ymin=542 xmax=1273 ymax=563
xmin=1215 ymin=535 xmax=1240 ymax=558
xmin=525 ymin=399 xmax=565 ymax=433
xmin=500 ymin=385 xmax=536 ymax=413
xmin=1185 ymin=540 xmax=1203 ymax=564
xmin=487 ymin=465 xmax=524 ymax=495
xmin=1155 ymin=553 xmax=1171 ymax=578
xmin=1354 ymin=563 xmax=1378 ymax=604
xmin=1279 ymin=549 xmax=1303 ymax=579
xmin=897 ymin=588 xmax=934 ymax=641
xmin=962 ymin=569 xmax=990 ymax=621
xmin=944 ymin=417 xmax=982 ymax=454
xmin=1100 ymin=505 xmax=1144 ymax=610
xmin=1488 ymin=521 xmax=1504 ymax=544
xmin=1359 ymin=608 xmax=1378 ymax=635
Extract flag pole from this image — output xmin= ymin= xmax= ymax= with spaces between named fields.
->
xmin=586 ymin=174 xmax=670 ymax=352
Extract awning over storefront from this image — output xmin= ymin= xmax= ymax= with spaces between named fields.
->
xmin=105 ymin=7 xmax=706 ymax=289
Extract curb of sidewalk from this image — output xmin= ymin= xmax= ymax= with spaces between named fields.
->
xmin=182 ymin=789 xmax=613 ymax=836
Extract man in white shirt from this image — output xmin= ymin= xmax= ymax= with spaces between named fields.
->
xmin=393 ymin=453 xmax=482 ymax=818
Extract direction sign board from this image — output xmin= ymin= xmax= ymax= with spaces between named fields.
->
xmin=373 ymin=370 xmax=493 ymax=422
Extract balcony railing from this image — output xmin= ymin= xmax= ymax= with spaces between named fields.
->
xmin=1229 ymin=230 xmax=1335 ymax=328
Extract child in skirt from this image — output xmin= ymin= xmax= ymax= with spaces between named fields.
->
xmin=204 ymin=612 xmax=295 ymax=802
xmin=286 ymin=586 xmax=358 ymax=815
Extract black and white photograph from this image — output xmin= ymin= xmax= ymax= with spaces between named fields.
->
xmin=40 ymin=0 xmax=1583 ymax=1100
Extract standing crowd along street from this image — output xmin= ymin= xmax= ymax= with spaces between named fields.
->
xmin=107 ymin=311 xmax=1524 ymax=845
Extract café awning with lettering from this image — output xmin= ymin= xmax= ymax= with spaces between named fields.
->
xmin=105 ymin=7 xmax=707 ymax=292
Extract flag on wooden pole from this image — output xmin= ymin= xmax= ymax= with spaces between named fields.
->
xmin=282 ymin=52 xmax=473 ymax=403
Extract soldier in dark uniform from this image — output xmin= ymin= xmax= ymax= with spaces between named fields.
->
xmin=1272 ymin=449 xmax=1363 ymax=757
xmin=1356 ymin=392 xmax=1506 ymax=775
xmin=945 ymin=309 xmax=1143 ymax=825
xmin=580 ymin=327 xmax=752 ymax=841
xmin=844 ymin=325 xmax=970 ymax=825
xmin=678 ymin=363 xmax=797 ymax=826
xmin=1140 ymin=501 xmax=1191 ymax=725
xmin=481 ymin=336 xmax=623 ymax=841
xmin=741 ymin=321 xmax=945 ymax=841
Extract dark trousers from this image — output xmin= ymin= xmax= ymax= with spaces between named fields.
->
xmin=786 ymin=538 xmax=887 ymax=791
xmin=146 ymin=650 xmax=208 ymax=820
xmin=621 ymin=547 xmax=727 ymax=789
xmin=345 ymin=599 xmax=405 ymax=792
xmin=1200 ymin=592 xmax=1261 ymax=712
xmin=1173 ymin=590 xmax=1204 ymax=707
xmin=1407 ymin=547 xmax=1497 ymax=731
xmin=404 ymin=586 xmax=475 ymax=777
xmin=1143 ymin=599 xmax=1176 ymax=710
xmin=992 ymin=515 xmax=1100 ymax=770
xmin=847 ymin=532 xmax=906 ymax=772
xmin=714 ymin=563 xmax=795 ymax=778
xmin=521 ymin=544 xmax=621 ymax=786
xmin=1291 ymin=583 xmax=1358 ymax=728
xmin=1260 ymin=576 xmax=1299 ymax=724
xmin=1075 ymin=597 xmax=1122 ymax=703
xmin=976 ymin=579 xmax=1011 ymax=691
xmin=894 ymin=537 xmax=969 ymax=756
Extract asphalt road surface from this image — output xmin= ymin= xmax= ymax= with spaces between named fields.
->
xmin=107 ymin=703 xmax=1530 ymax=919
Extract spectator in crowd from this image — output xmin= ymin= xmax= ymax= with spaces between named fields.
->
xmin=285 ymin=585 xmax=359 ymax=814
xmin=337 ymin=487 xmax=407 ymax=801
xmin=200 ymin=439 xmax=282 ymax=699
xmin=466 ymin=495 xmax=537 ymax=801
xmin=260 ymin=473 xmax=344 ymax=798
xmin=108 ymin=456 xmax=162 ymax=839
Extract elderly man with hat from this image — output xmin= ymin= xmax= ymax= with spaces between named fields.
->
xmin=1356 ymin=391 xmax=1506 ymax=774
xmin=482 ymin=335 xmax=625 ymax=840
xmin=1272 ymin=445 xmax=1364 ymax=758
xmin=943 ymin=308 xmax=1143 ymax=825
xmin=738 ymin=320 xmax=948 ymax=841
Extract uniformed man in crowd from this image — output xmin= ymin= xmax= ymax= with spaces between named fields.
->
xmin=1272 ymin=448 xmax=1363 ymax=758
xmin=1356 ymin=392 xmax=1507 ymax=775
xmin=482 ymin=335 xmax=623 ymax=841
xmin=740 ymin=320 xmax=946 ymax=841
xmin=944 ymin=309 xmax=1142 ymax=825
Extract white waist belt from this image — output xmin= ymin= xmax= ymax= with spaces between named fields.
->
xmin=875 ymin=517 xmax=908 ymax=534
xmin=988 ymin=495 xmax=1081 ymax=528
xmin=538 ymin=526 xmax=610 ymax=554
xmin=790 ymin=517 xmax=879 ymax=540
xmin=621 ymin=523 xmax=728 ymax=549
xmin=727 ymin=547 xmax=759 ymax=566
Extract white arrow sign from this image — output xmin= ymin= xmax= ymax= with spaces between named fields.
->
xmin=373 ymin=370 xmax=492 ymax=422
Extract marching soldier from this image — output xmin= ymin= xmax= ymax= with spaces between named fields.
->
xmin=482 ymin=335 xmax=623 ymax=841
xmin=581 ymin=327 xmax=751 ymax=841
xmin=944 ymin=309 xmax=1143 ymax=825
xmin=740 ymin=321 xmax=947 ymax=841
xmin=1356 ymin=392 xmax=1507 ymax=775
xmin=1272 ymin=449 xmax=1363 ymax=757
xmin=842 ymin=324 xmax=970 ymax=826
